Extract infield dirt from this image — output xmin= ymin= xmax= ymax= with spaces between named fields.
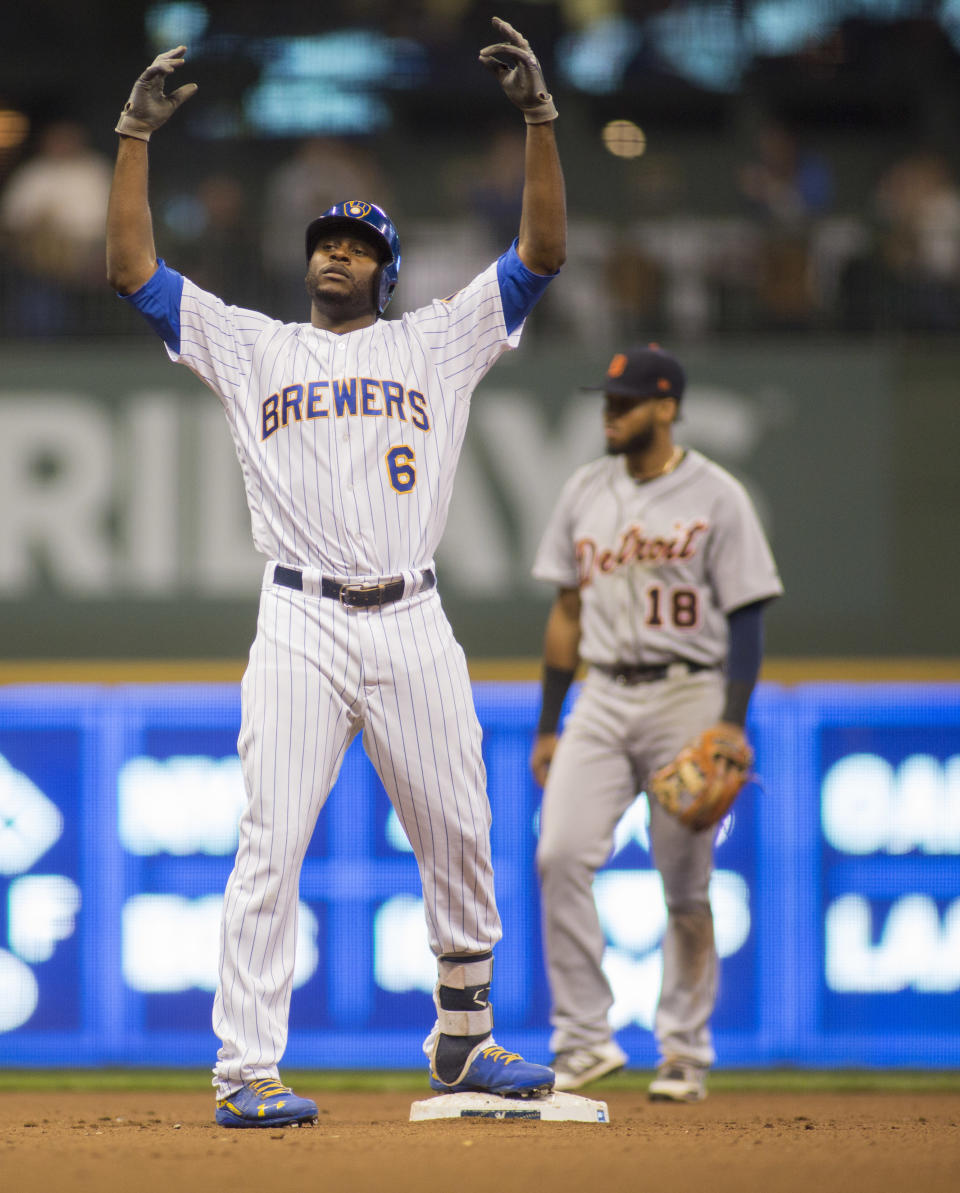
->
xmin=3 ymin=1089 xmax=958 ymax=1193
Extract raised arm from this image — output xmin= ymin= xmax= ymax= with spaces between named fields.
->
xmin=106 ymin=137 xmax=157 ymax=294
xmin=106 ymin=46 xmax=197 ymax=294
xmin=479 ymin=17 xmax=566 ymax=275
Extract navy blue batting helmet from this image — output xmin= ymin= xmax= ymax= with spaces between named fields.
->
xmin=305 ymin=200 xmax=401 ymax=315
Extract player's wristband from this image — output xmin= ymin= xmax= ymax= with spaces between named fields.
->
xmin=537 ymin=664 xmax=575 ymax=735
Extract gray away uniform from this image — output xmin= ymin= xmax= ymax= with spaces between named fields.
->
xmin=532 ymin=448 xmax=782 ymax=1066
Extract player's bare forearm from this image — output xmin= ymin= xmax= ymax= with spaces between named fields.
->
xmin=533 ymin=589 xmax=580 ymax=761
xmin=478 ymin=16 xmax=564 ymax=271
xmin=517 ymin=122 xmax=566 ymax=275
xmin=106 ymin=137 xmax=159 ymax=294
xmin=543 ymin=587 xmax=581 ymax=671
xmin=108 ymin=45 xmax=197 ymax=292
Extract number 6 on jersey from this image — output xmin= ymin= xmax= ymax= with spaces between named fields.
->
xmin=386 ymin=444 xmax=416 ymax=493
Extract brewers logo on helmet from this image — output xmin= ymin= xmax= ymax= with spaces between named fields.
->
xmin=305 ymin=200 xmax=401 ymax=315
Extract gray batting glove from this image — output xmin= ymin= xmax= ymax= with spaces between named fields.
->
xmin=479 ymin=17 xmax=557 ymax=123
xmin=115 ymin=45 xmax=198 ymax=140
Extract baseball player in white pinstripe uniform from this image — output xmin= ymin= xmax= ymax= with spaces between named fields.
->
xmin=107 ymin=20 xmax=565 ymax=1127
xmin=530 ymin=345 xmax=782 ymax=1102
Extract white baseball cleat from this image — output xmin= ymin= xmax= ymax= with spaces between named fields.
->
xmin=551 ymin=1040 xmax=628 ymax=1092
xmin=648 ymin=1059 xmax=708 ymax=1103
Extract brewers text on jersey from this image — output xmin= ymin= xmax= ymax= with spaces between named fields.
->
xmin=260 ymin=379 xmax=431 ymax=440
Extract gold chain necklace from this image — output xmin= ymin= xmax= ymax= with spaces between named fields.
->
xmin=631 ymin=445 xmax=684 ymax=483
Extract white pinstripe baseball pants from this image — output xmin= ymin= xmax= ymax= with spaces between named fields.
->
xmin=212 ymin=566 xmax=502 ymax=1098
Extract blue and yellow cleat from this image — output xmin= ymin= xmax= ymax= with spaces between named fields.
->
xmin=215 ymin=1078 xmax=318 ymax=1128
xmin=430 ymin=1039 xmax=555 ymax=1099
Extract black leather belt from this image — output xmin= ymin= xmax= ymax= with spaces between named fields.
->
xmin=273 ymin=564 xmax=435 ymax=608
xmin=595 ymin=660 xmax=713 ymax=685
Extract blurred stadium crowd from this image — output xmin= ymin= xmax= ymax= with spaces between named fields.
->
xmin=4 ymin=0 xmax=960 ymax=340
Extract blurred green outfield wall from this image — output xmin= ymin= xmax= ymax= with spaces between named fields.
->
xmin=0 ymin=335 xmax=954 ymax=659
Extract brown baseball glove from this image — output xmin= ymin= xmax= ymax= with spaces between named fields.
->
xmin=648 ymin=724 xmax=754 ymax=832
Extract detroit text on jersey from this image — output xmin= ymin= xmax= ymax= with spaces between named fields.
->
xmin=575 ymin=518 xmax=709 ymax=586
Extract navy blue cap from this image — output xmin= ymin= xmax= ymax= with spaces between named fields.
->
xmin=584 ymin=344 xmax=686 ymax=401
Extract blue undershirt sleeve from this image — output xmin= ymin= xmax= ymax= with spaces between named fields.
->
xmin=722 ymin=600 xmax=767 ymax=725
xmin=726 ymin=600 xmax=765 ymax=685
xmin=119 ymin=259 xmax=184 ymax=353
xmin=497 ymin=239 xmax=559 ymax=336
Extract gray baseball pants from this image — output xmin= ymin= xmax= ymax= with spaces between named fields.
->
xmin=536 ymin=667 xmax=724 ymax=1068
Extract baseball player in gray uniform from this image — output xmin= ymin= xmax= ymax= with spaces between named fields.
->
xmin=106 ymin=21 xmax=565 ymax=1127
xmin=530 ymin=345 xmax=782 ymax=1101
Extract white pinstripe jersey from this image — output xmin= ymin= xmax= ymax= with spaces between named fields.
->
xmin=127 ymin=249 xmax=548 ymax=580
xmin=532 ymin=450 xmax=783 ymax=668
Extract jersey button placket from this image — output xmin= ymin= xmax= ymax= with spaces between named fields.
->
xmin=341 ymin=341 xmax=364 ymax=534
xmin=329 ymin=337 xmax=359 ymax=537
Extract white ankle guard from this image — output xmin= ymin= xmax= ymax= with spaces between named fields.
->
xmin=433 ymin=953 xmax=494 ymax=1037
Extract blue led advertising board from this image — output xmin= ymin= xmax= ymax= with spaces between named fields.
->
xmin=0 ymin=682 xmax=958 ymax=1069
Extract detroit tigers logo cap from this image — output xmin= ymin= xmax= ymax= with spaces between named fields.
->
xmin=582 ymin=343 xmax=686 ymax=401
